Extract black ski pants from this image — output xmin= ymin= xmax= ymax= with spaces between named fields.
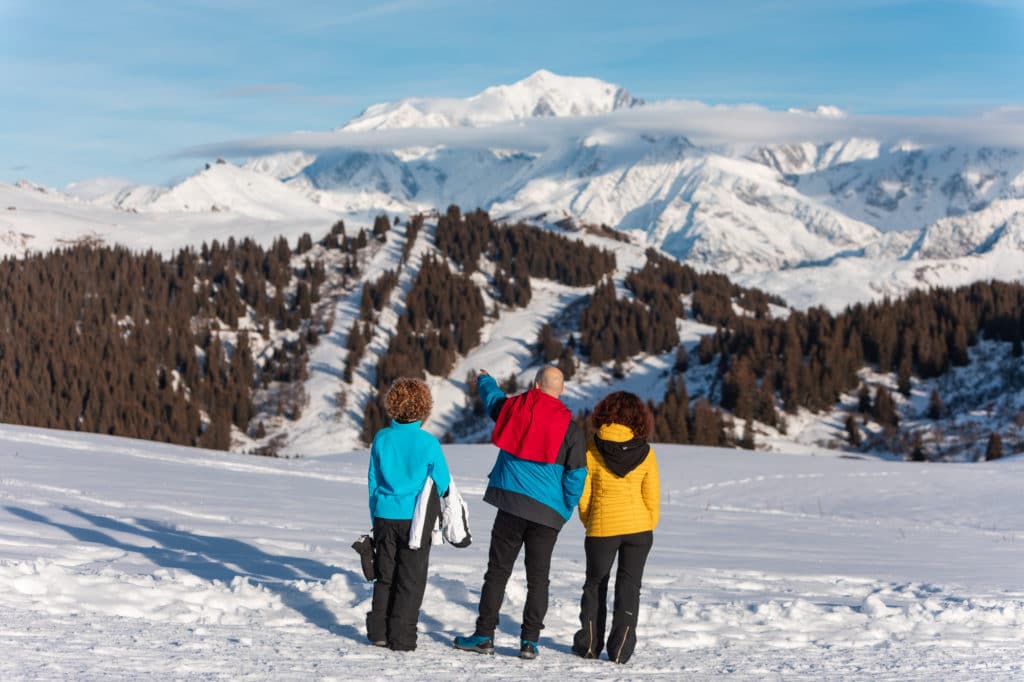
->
xmin=367 ymin=493 xmax=439 ymax=651
xmin=475 ymin=509 xmax=560 ymax=642
xmin=573 ymin=530 xmax=653 ymax=663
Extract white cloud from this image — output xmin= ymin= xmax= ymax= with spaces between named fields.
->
xmin=175 ymin=99 xmax=1024 ymax=162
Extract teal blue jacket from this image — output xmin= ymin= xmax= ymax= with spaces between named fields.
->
xmin=478 ymin=375 xmax=587 ymax=529
xmin=368 ymin=420 xmax=451 ymax=521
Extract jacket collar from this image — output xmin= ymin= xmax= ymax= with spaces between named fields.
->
xmin=391 ymin=419 xmax=423 ymax=429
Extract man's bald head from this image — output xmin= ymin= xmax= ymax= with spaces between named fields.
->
xmin=534 ymin=366 xmax=565 ymax=397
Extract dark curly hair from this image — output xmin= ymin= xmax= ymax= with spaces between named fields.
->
xmin=384 ymin=377 xmax=433 ymax=423
xmin=590 ymin=391 xmax=653 ymax=440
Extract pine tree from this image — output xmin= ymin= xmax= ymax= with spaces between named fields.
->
xmin=558 ymin=345 xmax=577 ymax=381
xmin=501 ymin=372 xmax=519 ymax=395
xmin=740 ymin=418 xmax=755 ymax=450
xmin=985 ymin=432 xmax=1004 ymax=461
xmin=857 ymin=384 xmax=872 ymax=413
xmin=844 ymin=413 xmax=862 ymax=447
xmin=910 ymin=432 xmax=928 ymax=462
xmin=872 ymin=385 xmax=899 ymax=428
xmin=897 ymin=354 xmax=912 ymax=397
xmin=536 ymin=323 xmax=562 ymax=362
xmin=674 ymin=345 xmax=689 ymax=373
xmin=927 ymin=388 xmax=944 ymax=420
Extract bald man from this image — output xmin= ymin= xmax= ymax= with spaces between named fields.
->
xmin=454 ymin=366 xmax=587 ymax=660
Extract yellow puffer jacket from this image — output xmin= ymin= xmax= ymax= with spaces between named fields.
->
xmin=578 ymin=423 xmax=660 ymax=537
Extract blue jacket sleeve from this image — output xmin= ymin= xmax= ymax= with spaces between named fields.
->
xmin=476 ymin=374 xmax=507 ymax=421
xmin=430 ymin=438 xmax=451 ymax=498
xmin=367 ymin=438 xmax=380 ymax=522
xmin=562 ymin=467 xmax=588 ymax=511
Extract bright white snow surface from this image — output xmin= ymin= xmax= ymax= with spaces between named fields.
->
xmin=1 ymin=425 xmax=1022 ymax=680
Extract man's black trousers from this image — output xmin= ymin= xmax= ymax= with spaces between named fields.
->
xmin=367 ymin=492 xmax=439 ymax=651
xmin=573 ymin=530 xmax=653 ymax=663
xmin=474 ymin=509 xmax=560 ymax=642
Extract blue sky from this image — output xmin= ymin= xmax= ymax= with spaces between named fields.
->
xmin=2 ymin=0 xmax=1022 ymax=187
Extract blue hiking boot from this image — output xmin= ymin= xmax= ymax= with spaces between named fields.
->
xmin=453 ymin=634 xmax=495 ymax=655
xmin=519 ymin=639 xmax=539 ymax=660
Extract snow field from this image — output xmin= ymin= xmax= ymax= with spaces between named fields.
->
xmin=2 ymin=425 xmax=1023 ymax=678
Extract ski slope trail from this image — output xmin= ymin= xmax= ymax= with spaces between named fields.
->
xmin=1 ymin=424 xmax=1022 ymax=679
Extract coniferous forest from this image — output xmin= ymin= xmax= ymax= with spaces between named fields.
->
xmin=0 ymin=225 xmax=358 ymax=452
xmin=1 ymin=204 xmax=1021 ymax=459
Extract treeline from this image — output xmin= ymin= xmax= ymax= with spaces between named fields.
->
xmin=576 ymin=250 xmax=784 ymax=367
xmin=570 ymin=248 xmax=1024 ymax=454
xmin=625 ymin=249 xmax=783 ymax=327
xmin=435 ymin=205 xmax=616 ymax=307
xmin=580 ymin=278 xmax=680 ymax=364
xmin=703 ymin=280 xmax=1024 ymax=428
xmin=0 ymin=234 xmax=331 ymax=450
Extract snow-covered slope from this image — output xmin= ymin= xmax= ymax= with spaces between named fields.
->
xmin=1 ymin=424 xmax=1022 ymax=679
xmin=0 ymin=173 xmax=336 ymax=258
xmin=342 ymin=69 xmax=643 ymax=131
xmin=793 ymin=144 xmax=1024 ymax=235
xmin=242 ymin=72 xmax=1024 ymax=279
xmin=111 ymin=160 xmax=334 ymax=222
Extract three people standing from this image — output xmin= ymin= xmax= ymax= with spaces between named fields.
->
xmin=365 ymin=368 xmax=661 ymax=663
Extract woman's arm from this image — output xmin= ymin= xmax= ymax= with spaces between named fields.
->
xmin=641 ymin=449 xmax=661 ymax=529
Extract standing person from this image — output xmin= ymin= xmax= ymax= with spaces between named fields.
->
xmin=572 ymin=391 xmax=660 ymax=664
xmin=366 ymin=377 xmax=451 ymax=651
xmin=454 ymin=366 xmax=587 ymax=660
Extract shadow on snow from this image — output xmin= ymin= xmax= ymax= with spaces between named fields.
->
xmin=5 ymin=505 xmax=368 ymax=644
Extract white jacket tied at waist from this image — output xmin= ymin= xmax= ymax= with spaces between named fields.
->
xmin=409 ymin=478 xmax=472 ymax=550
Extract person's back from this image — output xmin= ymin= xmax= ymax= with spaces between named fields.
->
xmin=369 ymin=424 xmax=447 ymax=521
xmin=477 ymin=370 xmax=586 ymax=527
xmin=580 ymin=422 xmax=659 ymax=538
xmin=454 ymin=366 xmax=587 ymax=660
xmin=573 ymin=392 xmax=660 ymax=665
xmin=366 ymin=378 xmax=450 ymax=652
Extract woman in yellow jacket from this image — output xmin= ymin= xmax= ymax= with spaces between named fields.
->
xmin=572 ymin=391 xmax=660 ymax=664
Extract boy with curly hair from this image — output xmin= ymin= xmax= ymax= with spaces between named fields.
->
xmin=367 ymin=377 xmax=451 ymax=651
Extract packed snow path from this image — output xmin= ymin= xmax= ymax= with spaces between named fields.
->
xmin=1 ymin=424 xmax=1022 ymax=679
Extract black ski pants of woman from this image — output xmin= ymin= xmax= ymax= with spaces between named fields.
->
xmin=573 ymin=530 xmax=653 ymax=663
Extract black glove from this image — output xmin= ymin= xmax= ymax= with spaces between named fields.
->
xmin=352 ymin=534 xmax=375 ymax=581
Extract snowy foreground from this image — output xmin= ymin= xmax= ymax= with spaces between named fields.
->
xmin=1 ymin=425 xmax=1022 ymax=680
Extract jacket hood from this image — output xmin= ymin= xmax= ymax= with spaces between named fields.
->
xmin=593 ymin=423 xmax=650 ymax=478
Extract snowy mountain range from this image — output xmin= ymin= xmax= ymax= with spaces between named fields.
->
xmin=6 ymin=70 xmax=1022 ymax=311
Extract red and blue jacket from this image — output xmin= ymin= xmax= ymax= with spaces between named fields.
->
xmin=478 ymin=374 xmax=587 ymax=529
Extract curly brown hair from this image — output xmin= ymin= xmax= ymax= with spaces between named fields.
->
xmin=590 ymin=391 xmax=653 ymax=440
xmin=384 ymin=377 xmax=433 ymax=423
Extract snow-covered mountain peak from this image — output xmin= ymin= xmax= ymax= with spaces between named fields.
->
xmin=340 ymin=69 xmax=642 ymax=131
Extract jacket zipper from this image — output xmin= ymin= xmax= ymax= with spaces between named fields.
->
xmin=614 ymin=625 xmax=630 ymax=663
